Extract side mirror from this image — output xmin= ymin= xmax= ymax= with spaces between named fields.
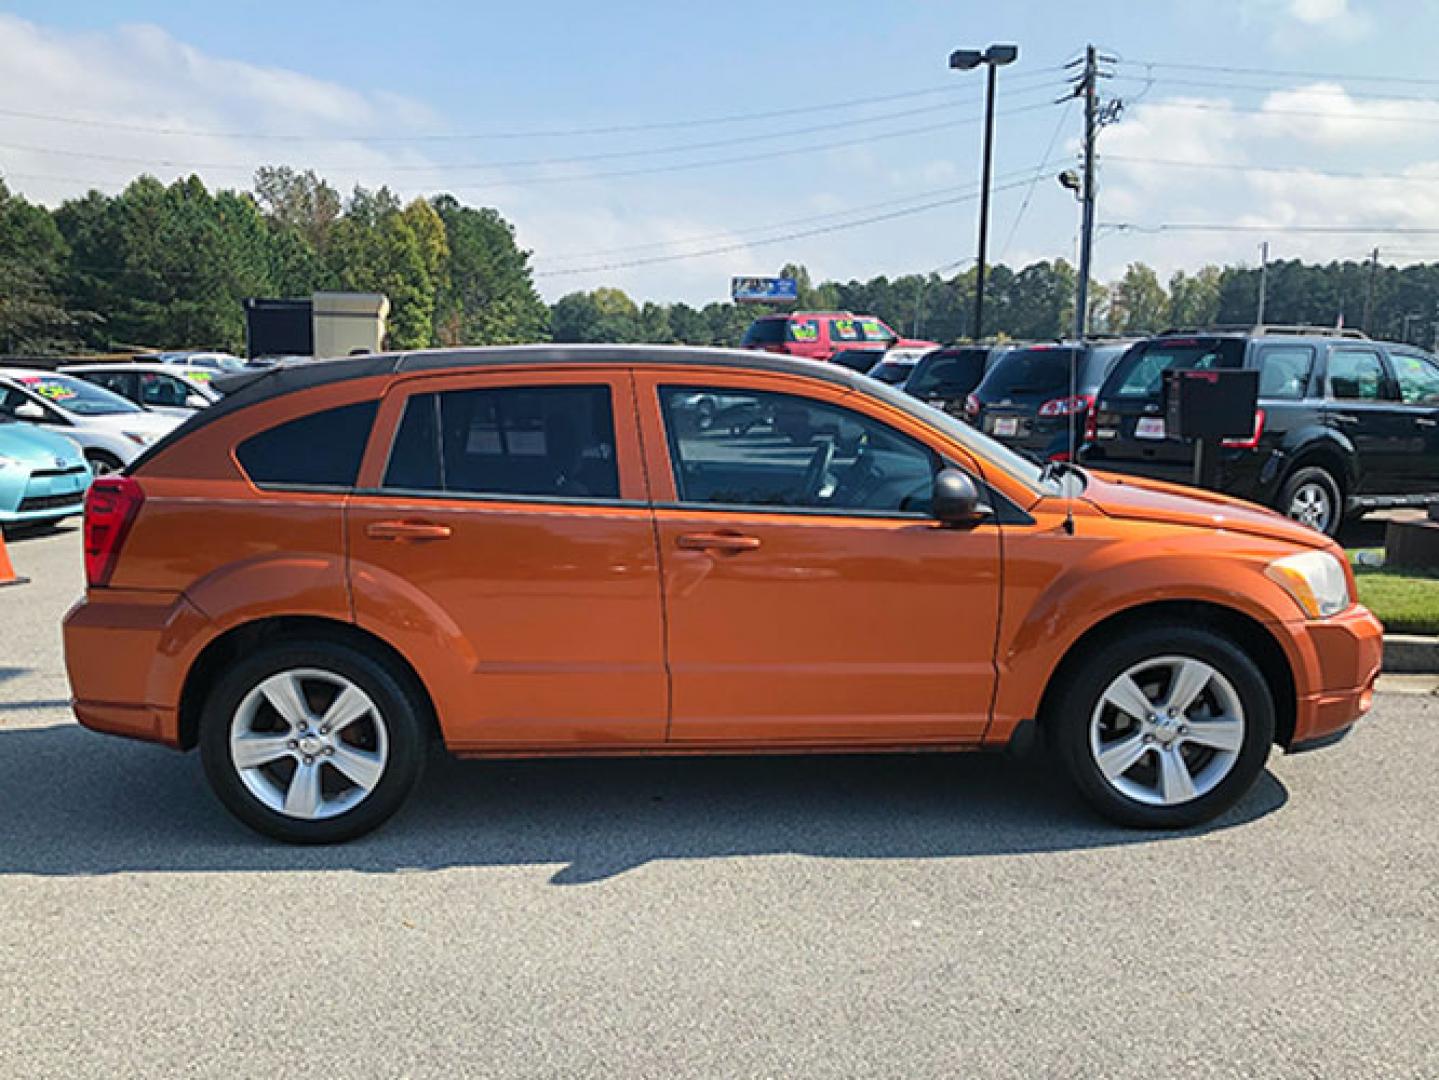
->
xmin=184 ymin=393 xmax=209 ymax=408
xmin=932 ymin=468 xmax=991 ymax=528
xmin=14 ymin=401 xmax=46 ymax=421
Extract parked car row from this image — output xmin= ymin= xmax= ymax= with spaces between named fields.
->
xmin=742 ymin=313 xmax=1439 ymax=538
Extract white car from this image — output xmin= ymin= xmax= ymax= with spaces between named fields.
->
xmin=0 ymin=369 xmax=183 ymax=475
xmin=61 ymin=362 xmax=220 ymax=418
xmin=154 ymin=351 xmax=248 ymax=374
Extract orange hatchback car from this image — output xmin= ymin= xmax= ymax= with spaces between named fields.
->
xmin=63 ymin=347 xmax=1383 ymax=842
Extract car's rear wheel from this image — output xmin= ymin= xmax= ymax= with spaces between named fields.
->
xmin=1278 ymin=466 xmax=1342 ymax=537
xmin=1049 ymin=625 xmax=1275 ymax=829
xmin=199 ymin=639 xmax=426 ymax=843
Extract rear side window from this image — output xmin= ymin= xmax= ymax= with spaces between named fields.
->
xmin=236 ymin=401 xmax=377 ymax=489
xmin=1256 ymin=345 xmax=1315 ymax=400
xmin=1327 ymin=350 xmax=1391 ymax=401
xmin=907 ymin=350 xmax=987 ymax=396
xmin=383 ymin=385 xmax=619 ymax=500
xmin=1081 ymin=345 xmax=1131 ymax=387
xmin=1107 ymin=339 xmax=1245 ymax=400
xmin=829 ymin=317 xmax=861 ymax=343
xmin=979 ymin=347 xmax=1078 ymax=397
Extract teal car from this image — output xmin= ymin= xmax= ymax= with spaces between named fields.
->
xmin=0 ymin=417 xmax=91 ymax=532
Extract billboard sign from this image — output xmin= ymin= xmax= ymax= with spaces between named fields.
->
xmin=731 ymin=276 xmax=799 ymax=304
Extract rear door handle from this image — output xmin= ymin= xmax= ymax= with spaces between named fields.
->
xmin=1331 ymin=413 xmax=1360 ymax=425
xmin=676 ymin=532 xmax=761 ymax=553
xmin=366 ymin=520 xmax=452 ymax=542
xmin=1417 ymin=417 xmax=1437 ymax=427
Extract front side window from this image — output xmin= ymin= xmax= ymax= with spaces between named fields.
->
xmin=659 ymin=386 xmax=939 ymax=515
xmin=236 ymin=401 xmax=377 ymax=489
xmin=1327 ymin=350 xmax=1390 ymax=402
xmin=858 ymin=318 xmax=895 ymax=344
xmin=1392 ymin=353 xmax=1439 ymax=406
xmin=1256 ymin=345 xmax=1315 ymax=401
xmin=139 ymin=373 xmax=192 ymax=407
xmin=384 ymin=385 xmax=619 ymax=500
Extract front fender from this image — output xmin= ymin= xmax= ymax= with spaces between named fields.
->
xmin=988 ymin=527 xmax=1309 ymax=741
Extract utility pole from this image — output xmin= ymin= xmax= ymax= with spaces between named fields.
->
xmin=1257 ymin=241 xmax=1269 ymax=326
xmin=1362 ymin=247 xmax=1379 ymax=333
xmin=1072 ymin=46 xmax=1098 ymax=342
xmin=1067 ymin=46 xmax=1119 ymax=341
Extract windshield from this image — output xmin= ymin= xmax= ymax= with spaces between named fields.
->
xmin=859 ymin=375 xmax=1056 ymax=496
xmin=978 ymin=346 xmax=1078 ymax=398
xmin=5 ymin=372 xmax=142 ymax=415
xmin=1107 ymin=338 xmax=1247 ymax=400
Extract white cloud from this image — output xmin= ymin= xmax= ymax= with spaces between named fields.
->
xmin=1289 ymin=0 xmax=1349 ymax=23
xmin=1093 ymin=85 xmax=1439 ymax=280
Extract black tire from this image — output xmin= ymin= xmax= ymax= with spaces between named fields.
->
xmin=1277 ymin=465 xmax=1343 ymax=537
xmin=199 ymin=639 xmax=427 ymax=843
xmin=1048 ymin=624 xmax=1275 ymax=829
xmin=84 ymin=450 xmax=124 ymax=477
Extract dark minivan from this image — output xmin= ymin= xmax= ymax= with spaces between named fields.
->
xmin=1080 ymin=328 xmax=1439 ymax=536
xmin=902 ymin=345 xmax=999 ymax=419
xmin=971 ymin=341 xmax=1135 ymax=461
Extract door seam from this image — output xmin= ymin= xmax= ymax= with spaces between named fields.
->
xmin=627 ymin=370 xmax=675 ymax=740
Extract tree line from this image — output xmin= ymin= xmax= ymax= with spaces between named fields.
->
xmin=3 ymin=170 xmax=1439 ymax=355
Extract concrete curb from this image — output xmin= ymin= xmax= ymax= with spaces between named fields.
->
xmin=1384 ymin=634 xmax=1439 ymax=675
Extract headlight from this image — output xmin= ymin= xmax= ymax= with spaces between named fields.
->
xmin=1266 ymin=551 xmax=1353 ymax=619
xmin=123 ymin=431 xmax=159 ymax=447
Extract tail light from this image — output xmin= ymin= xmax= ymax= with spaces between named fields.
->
xmin=1037 ymin=394 xmax=1094 ymax=418
xmin=964 ymin=393 xmax=981 ymax=419
xmin=1221 ymin=408 xmax=1266 ymax=449
xmin=1083 ymin=401 xmax=1098 ymax=442
xmin=1048 ymin=450 xmax=1072 ymax=462
xmin=84 ymin=475 xmax=145 ymax=588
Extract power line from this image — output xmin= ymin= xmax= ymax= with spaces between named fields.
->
xmin=995 ymin=98 xmax=1075 ymax=263
xmin=0 ymin=66 xmax=1072 ymax=143
xmin=544 ymin=164 xmax=1049 ymax=264
xmin=1102 ymin=222 xmax=1439 ymax=236
xmin=1104 ymin=154 xmax=1439 ymax=184
xmin=1111 ymin=73 xmax=1439 ymax=106
xmin=1 ymin=100 xmax=1066 ymax=193
xmin=1117 ymin=58 xmax=1439 ymax=88
xmin=534 ymin=177 xmax=1037 ymax=277
xmin=0 ymin=94 xmax=1064 ymax=176
xmin=1123 ymin=98 xmax=1439 ymax=126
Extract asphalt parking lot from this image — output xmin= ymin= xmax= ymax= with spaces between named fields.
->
xmin=1 ymin=525 xmax=1436 ymax=1079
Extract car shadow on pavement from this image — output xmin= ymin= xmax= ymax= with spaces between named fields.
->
xmin=0 ymin=722 xmax=1290 ymax=883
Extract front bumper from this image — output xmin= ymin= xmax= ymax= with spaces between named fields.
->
xmin=0 ymin=464 xmax=90 ymax=525
xmin=1280 ymin=604 xmax=1384 ymax=750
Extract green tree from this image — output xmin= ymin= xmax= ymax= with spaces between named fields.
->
xmin=430 ymin=194 xmax=548 ymax=346
xmin=1109 ymin=263 xmax=1168 ymax=334
xmin=1167 ymin=266 xmax=1222 ymax=329
xmin=0 ymin=180 xmax=85 ymax=352
xmin=253 ymin=166 xmax=342 ymax=254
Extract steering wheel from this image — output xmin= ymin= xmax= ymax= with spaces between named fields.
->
xmin=800 ymin=440 xmax=836 ymax=502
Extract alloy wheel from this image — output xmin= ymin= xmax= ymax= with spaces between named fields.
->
xmin=1088 ymin=655 xmax=1246 ymax=808
xmin=229 ymin=668 xmax=390 ymax=821
xmin=1287 ymin=482 xmax=1334 ymax=534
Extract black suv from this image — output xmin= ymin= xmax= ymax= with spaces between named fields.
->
xmin=1080 ymin=327 xmax=1439 ymax=536
xmin=901 ymin=345 xmax=998 ymax=419
xmin=971 ymin=340 xmax=1136 ymax=461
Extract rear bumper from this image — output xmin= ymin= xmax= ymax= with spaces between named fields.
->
xmin=1280 ymin=604 xmax=1384 ymax=750
xmin=63 ymin=589 xmax=208 ymax=749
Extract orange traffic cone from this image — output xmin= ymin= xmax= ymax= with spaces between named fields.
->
xmin=0 ymin=530 xmax=29 ymax=588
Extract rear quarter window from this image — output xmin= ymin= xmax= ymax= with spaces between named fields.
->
xmin=1107 ymin=339 xmax=1245 ymax=400
xmin=235 ymin=400 xmax=378 ymax=489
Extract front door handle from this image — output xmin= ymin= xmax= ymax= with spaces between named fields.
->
xmin=1417 ymin=417 xmax=1437 ymax=427
xmin=676 ymin=532 xmax=761 ymax=554
xmin=1331 ymin=413 xmax=1360 ymax=425
xmin=366 ymin=520 xmax=452 ymax=542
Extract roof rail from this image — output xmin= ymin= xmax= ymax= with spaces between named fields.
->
xmin=1154 ymin=324 xmax=1370 ymax=340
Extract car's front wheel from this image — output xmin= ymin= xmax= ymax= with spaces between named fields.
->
xmin=199 ymin=639 xmax=426 ymax=843
xmin=1049 ymin=625 xmax=1275 ymax=829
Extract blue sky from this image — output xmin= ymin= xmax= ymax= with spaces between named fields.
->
xmin=3 ymin=1 xmax=1438 ymax=303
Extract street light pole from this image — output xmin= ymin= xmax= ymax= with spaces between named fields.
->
xmin=950 ymin=43 xmax=1017 ymax=343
